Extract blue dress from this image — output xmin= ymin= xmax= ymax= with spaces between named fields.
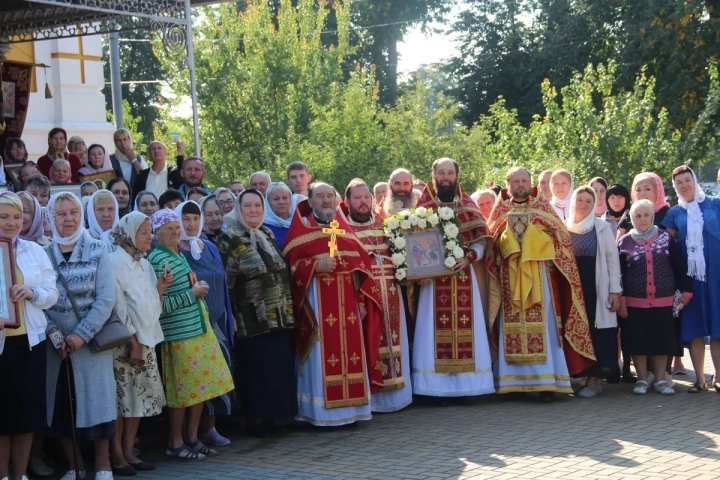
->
xmin=263 ymin=223 xmax=288 ymax=249
xmin=180 ymin=240 xmax=235 ymax=415
xmin=663 ymin=197 xmax=720 ymax=344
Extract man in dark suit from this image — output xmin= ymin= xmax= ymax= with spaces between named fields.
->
xmin=132 ymin=141 xmax=186 ymax=203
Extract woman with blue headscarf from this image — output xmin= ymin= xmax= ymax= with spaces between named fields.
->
xmin=262 ymin=182 xmax=298 ymax=248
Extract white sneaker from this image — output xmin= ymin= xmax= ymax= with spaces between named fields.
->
xmin=61 ymin=470 xmax=86 ymax=480
xmin=29 ymin=456 xmax=54 ymax=476
xmin=95 ymin=471 xmax=114 ymax=480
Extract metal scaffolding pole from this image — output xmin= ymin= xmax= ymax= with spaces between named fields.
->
xmin=109 ymin=22 xmax=124 ymax=129
xmin=185 ymin=0 xmax=200 ymax=157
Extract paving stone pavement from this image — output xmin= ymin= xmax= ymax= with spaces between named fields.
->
xmin=45 ymin=349 xmax=720 ymax=480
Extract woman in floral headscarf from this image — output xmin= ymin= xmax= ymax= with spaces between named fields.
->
xmin=616 ymin=172 xmax=670 ymax=240
xmin=108 ymin=212 xmax=167 ymax=475
xmin=663 ymin=166 xmax=720 ymax=393
xmin=147 ymin=209 xmax=234 ymax=461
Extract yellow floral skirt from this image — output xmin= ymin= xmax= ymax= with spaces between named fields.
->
xmin=161 ymin=319 xmax=235 ymax=408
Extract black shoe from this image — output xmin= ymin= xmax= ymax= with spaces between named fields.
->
xmin=248 ymin=423 xmax=270 ymax=438
xmin=263 ymin=420 xmax=281 ymax=434
xmin=112 ymin=464 xmax=137 ymax=477
xmin=622 ymin=373 xmax=637 ymax=384
xmin=501 ymin=392 xmax=525 ymax=401
xmin=539 ymin=392 xmax=554 ymax=403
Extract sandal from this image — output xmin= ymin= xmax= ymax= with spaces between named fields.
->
xmin=166 ymin=444 xmax=206 ymax=461
xmin=633 ymin=380 xmax=648 ymax=395
xmin=688 ymin=381 xmax=709 ymax=393
xmin=187 ymin=440 xmax=219 ymax=457
xmin=653 ymin=380 xmax=675 ymax=395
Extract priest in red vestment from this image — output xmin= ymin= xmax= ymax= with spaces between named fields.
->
xmin=486 ymin=167 xmax=596 ymax=401
xmin=339 ymin=178 xmax=413 ymax=412
xmin=412 ymin=158 xmax=495 ymax=403
xmin=283 ymin=182 xmax=383 ymax=426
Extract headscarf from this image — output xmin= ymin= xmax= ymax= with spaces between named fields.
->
xmin=550 ymin=171 xmax=574 ymax=219
xmin=199 ymin=195 xmax=227 ymax=237
xmin=263 ymin=186 xmax=300 ymax=228
xmin=589 ymin=177 xmax=608 ymax=216
xmin=77 ymin=181 xmax=98 ymax=198
xmin=629 ymin=200 xmax=658 ymax=242
xmin=605 ymin=184 xmax=631 ymax=219
xmin=86 ymin=190 xmax=120 ymax=252
xmin=233 ymin=189 xmax=274 ymax=254
xmin=631 ymin=172 xmax=670 ymax=213
xmin=134 ymin=191 xmax=159 ymax=212
xmin=174 ymin=200 xmax=205 ymax=260
xmin=151 ymin=208 xmax=180 ymax=233
xmin=565 ymin=187 xmax=597 ymax=234
xmin=47 ymin=192 xmax=86 ymax=246
xmin=78 ymin=144 xmax=113 ymax=176
xmin=111 ymin=211 xmax=150 ymax=262
xmin=673 ymin=167 xmax=706 ymax=281
xmin=0 ymin=192 xmax=21 ymax=242
xmin=18 ymin=192 xmax=44 ymax=242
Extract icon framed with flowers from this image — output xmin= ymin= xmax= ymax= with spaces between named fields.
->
xmin=384 ymin=206 xmax=465 ymax=284
xmin=404 ymin=228 xmax=450 ymax=280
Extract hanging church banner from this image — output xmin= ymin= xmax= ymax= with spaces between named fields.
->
xmin=0 ymin=61 xmax=32 ymax=156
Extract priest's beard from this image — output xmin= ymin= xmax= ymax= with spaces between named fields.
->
xmin=349 ymin=204 xmax=372 ymax=224
xmin=384 ymin=190 xmax=417 ymax=214
xmin=512 ymin=187 xmax=530 ymax=203
xmin=436 ymin=181 xmax=457 ymax=203
xmin=313 ymin=207 xmax=335 ymax=224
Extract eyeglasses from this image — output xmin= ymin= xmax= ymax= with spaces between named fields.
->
xmin=218 ymin=200 xmax=234 ymax=207
xmin=205 ymin=212 xmax=224 ymax=219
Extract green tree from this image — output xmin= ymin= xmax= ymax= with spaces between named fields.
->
xmin=102 ymin=29 xmax=166 ymax=145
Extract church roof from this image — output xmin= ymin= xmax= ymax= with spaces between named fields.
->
xmin=1 ymin=0 xmax=229 ymax=43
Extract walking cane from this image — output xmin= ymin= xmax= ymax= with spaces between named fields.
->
xmin=64 ymin=347 xmax=81 ymax=478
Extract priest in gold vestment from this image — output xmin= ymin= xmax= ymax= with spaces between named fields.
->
xmin=340 ymin=179 xmax=413 ymax=412
xmin=412 ymin=158 xmax=495 ymax=401
xmin=486 ymin=167 xmax=596 ymax=401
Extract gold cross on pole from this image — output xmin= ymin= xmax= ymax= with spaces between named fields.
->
xmin=50 ymin=34 xmax=102 ymax=84
xmin=322 ymin=219 xmax=346 ymax=258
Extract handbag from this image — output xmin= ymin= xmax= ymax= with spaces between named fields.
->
xmin=50 ymin=250 xmax=131 ymax=353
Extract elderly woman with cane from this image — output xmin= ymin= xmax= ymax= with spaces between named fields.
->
xmin=44 ymin=192 xmax=117 ymax=480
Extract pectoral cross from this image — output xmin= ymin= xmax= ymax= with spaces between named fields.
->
xmin=322 ymin=220 xmax=346 ymax=258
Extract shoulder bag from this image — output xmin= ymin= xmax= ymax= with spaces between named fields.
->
xmin=49 ymin=250 xmax=131 ymax=353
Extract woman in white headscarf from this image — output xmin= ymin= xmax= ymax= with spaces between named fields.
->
xmin=565 ymin=186 xmax=622 ymax=397
xmin=663 ymin=166 xmax=720 ymax=393
xmin=43 ymin=192 xmax=117 ymax=480
xmin=86 ymin=190 xmax=120 ymax=253
xmin=107 ymin=212 xmax=167 ymax=475
xmin=550 ymin=169 xmax=574 ymax=221
xmin=173 ymin=201 xmax=235 ymax=448
xmin=217 ymin=189 xmax=295 ymax=438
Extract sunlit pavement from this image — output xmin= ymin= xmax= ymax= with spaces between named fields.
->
xmin=46 ymin=348 xmax=720 ymax=480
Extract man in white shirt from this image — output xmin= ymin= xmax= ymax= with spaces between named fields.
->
xmin=110 ymin=129 xmax=148 ymax=186
xmin=132 ymin=141 xmax=186 ymax=201
xmin=286 ymin=161 xmax=312 ymax=197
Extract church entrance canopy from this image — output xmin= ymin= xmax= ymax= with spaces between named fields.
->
xmin=0 ymin=0 xmax=221 ymax=155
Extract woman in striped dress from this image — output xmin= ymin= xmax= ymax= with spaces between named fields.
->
xmin=174 ymin=201 xmax=235 ymax=447
xmin=147 ymin=209 xmax=234 ymax=461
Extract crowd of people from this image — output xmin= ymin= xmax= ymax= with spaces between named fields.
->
xmin=0 ymin=126 xmax=719 ymax=480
